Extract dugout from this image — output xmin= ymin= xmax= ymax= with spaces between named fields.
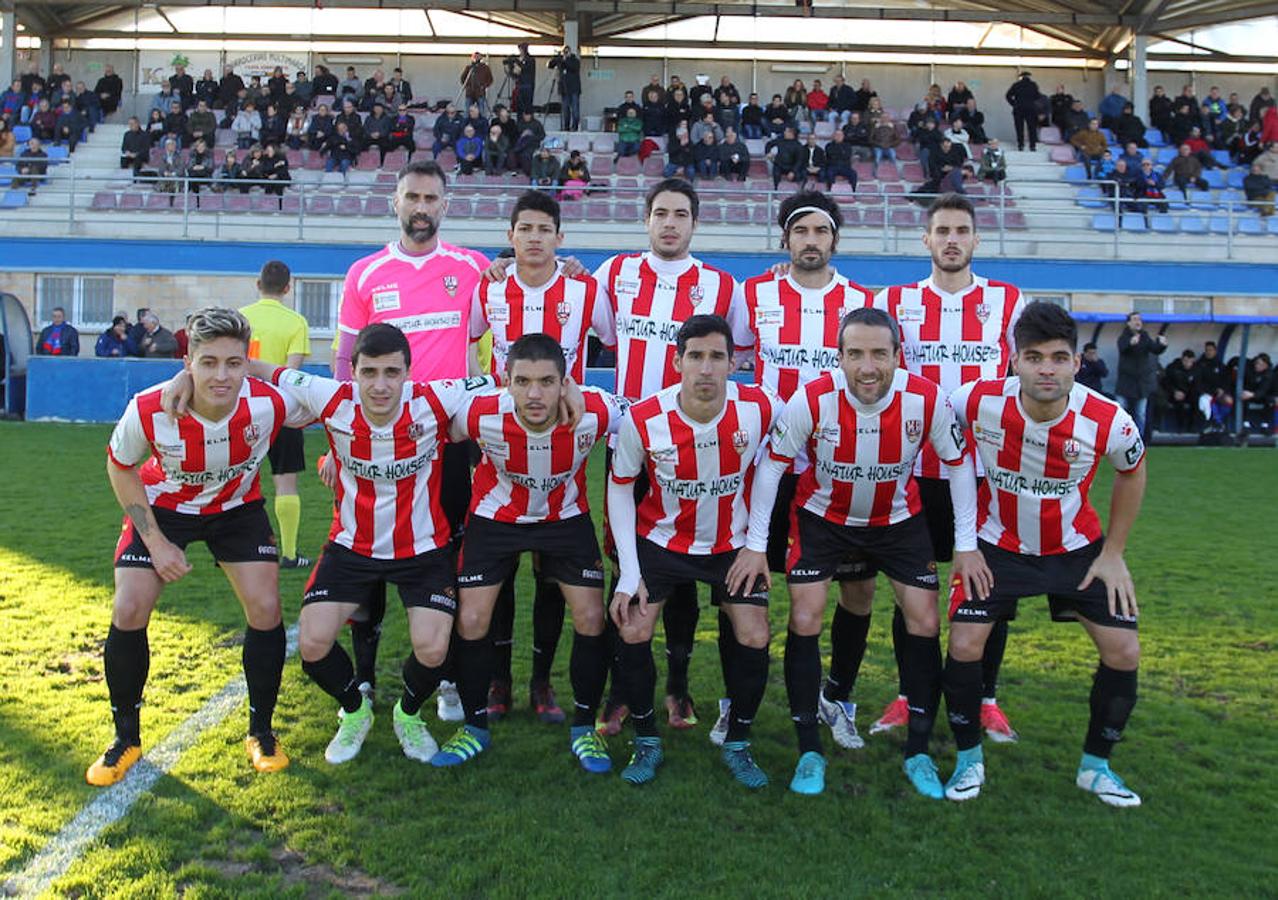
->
xmin=0 ymin=293 xmax=33 ymax=418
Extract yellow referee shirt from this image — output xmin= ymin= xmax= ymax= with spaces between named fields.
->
xmin=241 ymin=297 xmax=311 ymax=366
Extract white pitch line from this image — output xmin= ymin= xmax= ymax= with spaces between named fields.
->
xmin=5 ymin=625 xmax=299 ymax=898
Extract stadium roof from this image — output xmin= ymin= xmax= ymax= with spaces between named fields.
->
xmin=11 ymin=0 xmax=1278 ymax=62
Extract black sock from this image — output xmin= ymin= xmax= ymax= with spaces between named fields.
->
xmin=531 ymin=577 xmax=566 ymax=685
xmin=717 ymin=610 xmax=736 ymax=696
xmin=602 ymin=574 xmax=623 ymax=706
xmin=1083 ymin=664 xmax=1138 ymax=759
xmin=350 ymin=584 xmax=386 ymax=686
xmin=400 ymin=653 xmax=445 ymax=717
xmin=824 ymin=605 xmax=871 ymax=703
xmin=662 ymin=583 xmax=699 ymax=697
xmin=490 ymin=577 xmax=516 ymax=685
xmin=569 ymin=631 xmax=606 ymax=728
xmin=982 ymin=618 xmax=1009 ymax=699
xmin=943 ymin=655 xmax=983 ymax=751
xmin=619 ymin=639 xmax=658 ymax=737
xmin=901 ymin=632 xmax=943 ymax=758
xmin=784 ymin=630 xmax=822 ymax=755
xmin=892 ymin=607 xmax=909 ymax=697
xmin=726 ymin=641 xmax=769 ymax=743
xmin=243 ymin=623 xmax=286 ymax=735
xmin=452 ymin=635 xmax=492 ymax=729
xmin=104 ymin=624 xmax=148 ymax=744
xmin=301 ymin=644 xmax=363 ymax=713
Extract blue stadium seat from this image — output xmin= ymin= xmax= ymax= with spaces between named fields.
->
xmin=1064 ymin=165 xmax=1088 ymax=184
xmin=45 ymin=145 xmax=69 ymax=161
xmin=1238 ymin=217 xmax=1265 ymax=236
xmin=1 ymin=190 xmax=28 ymax=208
xmin=1208 ymin=216 xmax=1233 ymax=234
xmin=1156 ymin=147 xmax=1179 ymax=164
xmin=1167 ymin=197 xmax=1190 ymax=210
xmin=1189 ymin=190 xmax=1217 ymax=210
xmin=1076 ymin=186 xmax=1108 ymax=209
xmin=1120 ymin=213 xmax=1147 ymax=232
xmin=12 ymin=125 xmax=30 ymax=143
xmin=1211 ymin=150 xmax=1231 ymax=167
xmin=1091 ymin=213 xmax=1117 ymax=231
xmin=1227 ymin=168 xmax=1246 ymax=189
xmin=1180 ymin=216 xmax=1207 ymax=234
xmin=0 ymin=163 xmax=12 ymax=187
xmin=1145 ymin=128 xmax=1166 ymax=147
xmin=1204 ymin=169 xmax=1226 ymax=189
xmin=1149 ymin=214 xmax=1178 ymax=233
xmin=1101 ymin=128 xmax=1115 ymax=143
xmin=1268 ymin=216 xmax=1278 ymax=236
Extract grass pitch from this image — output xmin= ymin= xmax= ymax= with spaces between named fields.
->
xmin=1 ymin=422 xmax=1275 ymax=897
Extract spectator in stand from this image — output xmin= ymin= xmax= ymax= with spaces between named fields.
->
xmin=95 ymin=65 xmax=123 ymax=116
xmin=482 ymin=123 xmax=510 ymax=175
xmin=13 ymin=137 xmax=48 ymax=194
xmin=29 ymin=98 xmax=57 ymax=142
xmin=1243 ymin=162 xmax=1275 ymax=216
xmin=664 ymin=130 xmax=696 ymax=180
xmin=1049 ymin=84 xmax=1074 ymax=133
xmin=1 ymin=78 xmax=24 ymax=125
xmin=1258 ymin=104 xmax=1278 ymax=145
xmin=1071 ymin=118 xmax=1110 ymax=178
xmin=193 ymin=69 xmax=217 ymax=109
xmin=639 ymin=74 xmax=666 ymax=107
xmin=54 ymin=99 xmax=85 ymax=151
xmin=548 ymin=45 xmax=582 ymax=131
xmin=763 ymin=94 xmax=791 ymax=137
xmin=1249 ymin=87 xmax=1275 ymax=124
xmin=957 ymin=97 xmax=987 ymax=143
xmin=784 ymin=80 xmax=809 ymax=131
xmin=977 ymin=137 xmax=1007 ymax=183
xmin=915 ymin=115 xmax=942 ymax=177
xmin=797 ymin=131 xmax=825 ymax=187
xmin=694 ymin=130 xmax=721 ymax=180
xmin=1193 ymin=340 xmax=1231 ymax=431
xmin=360 ymin=69 xmax=386 ymax=109
xmin=948 ymin=80 xmax=974 ymax=111
xmin=719 ymin=128 xmax=750 ymax=181
xmin=1061 ymin=98 xmax=1090 ymax=142
xmin=95 ymin=315 xmax=134 ymax=358
xmin=826 ymin=74 xmax=854 ymax=127
xmin=266 ymin=66 xmax=288 ymax=104
xmin=739 ymin=92 xmax=765 ymax=139
xmin=713 ymin=78 xmax=740 ymax=132
xmin=1161 ymin=350 xmax=1198 ymax=433
xmin=870 ymin=111 xmax=900 ymax=176
xmin=531 ymin=145 xmax=560 ymax=189
xmin=1113 ymin=102 xmax=1148 ymax=148
xmin=135 ymin=313 xmax=179 ymax=358
xmin=512 ymin=109 xmax=545 ymax=175
xmin=336 ymin=98 xmax=364 ymax=147
xmin=807 ymin=79 xmax=829 ymax=123
xmin=339 ymin=66 xmax=362 ymax=101
xmin=322 ymin=121 xmax=357 ymax=175
xmin=285 ymin=107 xmax=308 ymax=151
xmin=215 ymin=148 xmax=247 ymax=193
xmin=1115 ymin=311 xmax=1168 ymax=436
xmin=560 ymin=149 xmax=590 ymax=200
xmin=278 ymin=81 xmax=302 ymax=117
xmin=906 ymin=101 xmax=934 ymax=140
xmin=1240 ymin=354 xmax=1275 ymax=434
xmin=0 ymin=119 xmax=14 ymax=159
xmin=865 ymin=95 xmax=885 ymax=126
xmin=154 ymin=138 xmax=184 ymax=193
xmin=162 ymin=99 xmax=188 ymax=149
xmin=216 ymin=65 xmax=244 ymax=110
xmin=1182 ymin=127 xmax=1225 ymax=170
xmin=293 ymin=71 xmax=313 ymax=106
xmin=431 ymin=102 xmax=463 ymax=158
xmin=17 ymin=84 xmax=41 ymax=125
xmin=512 ymin=43 xmax=535 ymax=116
xmin=690 ymin=110 xmax=722 ymax=145
xmin=853 ymin=78 xmax=877 ymax=112
xmin=186 ymin=137 xmax=214 ymax=193
xmin=615 ymin=106 xmax=643 ymax=159
xmin=363 ymin=101 xmax=392 ymax=163
xmin=259 ymin=102 xmax=287 ymax=148
xmin=688 ymin=74 xmax=712 ymax=109
xmin=387 ymin=104 xmax=416 ymax=160
xmin=616 ymin=90 xmax=641 ymax=121
xmin=1006 ymin=70 xmax=1041 ymax=151
xmin=843 ymin=110 xmax=872 ymax=161
xmin=261 ymin=142 xmax=290 ymax=197
xmin=72 ymin=81 xmax=102 ymax=130
xmin=928 ymin=136 xmax=966 ymax=186
xmin=36 ymin=307 xmax=79 ymax=356
xmin=943 ymin=117 xmax=971 ymax=159
xmin=388 ymin=68 xmax=411 ymax=105
xmin=47 ymin=72 xmax=71 ymax=108
xmin=451 ymin=123 xmax=481 ymax=174
xmin=1077 ymin=342 xmax=1109 ymax=394
xmin=823 ymin=127 xmax=856 ymax=190
xmin=305 ymin=103 xmax=335 ymax=151
xmin=1118 ymin=141 xmax=1145 ymax=170
xmin=1167 ymin=143 xmax=1209 ymax=197
xmin=186 ymin=98 xmax=216 ymax=147
xmin=373 ymin=82 xmax=399 ymax=116
xmin=1098 ymin=89 xmax=1128 ymax=131
xmin=1197 ymin=103 xmax=1221 ymax=147
xmin=640 ymin=87 xmax=666 ymax=137
xmin=170 ymin=64 xmax=194 ymax=108
xmin=1133 ymin=158 xmax=1169 ymax=213
xmin=1203 ymin=86 xmax=1227 ymax=122
xmin=19 ymin=62 xmax=44 ymax=97
xmin=144 ymin=108 xmax=165 ymax=147
xmin=766 ymin=125 xmax=802 ymax=188
xmin=665 ymin=86 xmax=692 ymax=138
xmin=1220 ymin=105 xmax=1249 ymax=161
xmin=313 ymin=65 xmax=338 ymax=98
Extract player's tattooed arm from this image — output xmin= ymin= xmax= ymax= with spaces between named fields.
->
xmin=124 ymin=503 xmax=152 ymax=537
xmin=106 ymin=459 xmax=193 ymax=582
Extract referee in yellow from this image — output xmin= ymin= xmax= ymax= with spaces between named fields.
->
xmin=241 ymin=260 xmax=312 ymax=569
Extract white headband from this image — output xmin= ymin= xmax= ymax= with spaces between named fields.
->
xmin=784 ymin=205 xmax=838 ymax=232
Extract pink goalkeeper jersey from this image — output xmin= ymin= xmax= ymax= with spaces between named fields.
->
xmin=339 ymin=240 xmax=490 ymax=382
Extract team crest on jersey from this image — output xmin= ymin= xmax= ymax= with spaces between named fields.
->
xmin=1062 ymin=439 xmax=1081 ymax=462
xmin=905 ymin=419 xmax=923 ymax=442
xmin=577 ymin=432 xmax=594 ymax=454
xmin=408 ymin=422 xmax=426 ymax=441
xmin=688 ymin=284 xmax=705 ymax=305
xmin=556 ymin=300 xmax=572 ymax=325
xmin=974 ymin=303 xmax=991 ymax=324
xmin=732 ymin=428 xmax=750 ymax=454
xmin=442 ymin=275 xmax=459 ymax=297
xmin=243 ymin=424 xmax=261 ymax=444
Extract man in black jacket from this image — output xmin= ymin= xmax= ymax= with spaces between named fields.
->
xmin=512 ymin=44 xmax=535 ymax=116
xmin=120 ymin=116 xmax=150 ymax=176
xmin=823 ymin=129 xmax=856 ymax=190
xmin=797 ymin=132 xmax=826 ymax=188
xmin=1077 ymin=342 xmax=1109 ymax=394
xmin=766 ymin=126 xmax=802 ymax=188
xmin=1161 ymin=350 xmax=1198 ymax=432
xmin=1005 ymin=71 xmax=1041 ymax=151
xmin=842 ymin=111 xmax=872 ymax=161
xmin=548 ymin=46 xmax=581 ymax=131
xmin=1240 ymin=354 xmax=1275 ymax=434
xmin=95 ymin=65 xmax=124 ymax=116
xmin=1115 ymin=311 xmax=1168 ymax=437
xmin=1193 ymin=340 xmax=1230 ymax=431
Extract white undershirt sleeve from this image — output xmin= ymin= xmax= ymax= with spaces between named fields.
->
xmin=607 ymin=477 xmax=642 ymax=597
xmin=948 ymin=454 xmax=979 ymax=553
xmin=745 ymin=453 xmax=788 ymax=553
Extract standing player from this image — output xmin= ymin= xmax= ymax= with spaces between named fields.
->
xmin=333 ymin=159 xmax=488 ymax=719
xmin=240 ymin=259 xmax=313 ymax=569
xmin=724 ymin=190 xmax=875 ymax=750
xmin=469 ymin=191 xmax=616 ymax=725
xmin=432 ymin=335 xmax=624 ymax=772
xmin=866 ymin=192 xmax=1026 ymax=742
xmin=609 ymin=316 xmax=779 ymax=788
xmin=88 ymin=308 xmax=312 ymax=786
xmin=943 ymin=302 xmax=1146 ymax=806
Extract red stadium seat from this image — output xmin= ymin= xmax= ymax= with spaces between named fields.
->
xmin=90 ymin=191 xmax=116 ymax=210
xmin=615 ymin=156 xmax=641 ymax=176
xmin=145 ymin=192 xmax=173 ymax=210
xmin=197 ymin=193 xmax=224 ymax=212
xmin=118 ymin=192 xmax=143 ymax=210
xmin=364 ymin=195 xmax=391 ymax=216
xmin=336 ymin=194 xmax=364 ymax=216
xmin=307 ymin=194 xmax=335 ymax=215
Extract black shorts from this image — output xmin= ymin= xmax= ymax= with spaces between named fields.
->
xmin=948 ymin=539 xmax=1138 ymax=631
xmin=915 ymin=475 xmax=987 ymax=563
xmin=636 ymin=538 xmax=769 ymax=607
xmin=457 ymin=514 xmax=605 ymax=589
xmin=767 ymin=472 xmax=864 ymax=582
xmin=440 ymin=440 xmax=478 ymax=537
xmin=302 ymin=541 xmax=458 ymax=614
xmin=266 ymin=426 xmax=305 ymax=476
xmin=114 ymin=499 xmax=278 ymax=568
xmin=786 ymin=508 xmax=940 ymax=591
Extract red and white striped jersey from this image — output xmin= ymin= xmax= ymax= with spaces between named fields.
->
xmin=469 ymin=264 xmax=616 ymax=384
xmin=454 ymin=387 xmax=624 ymax=524
xmin=742 ymin=271 xmax=875 ymax=402
xmin=108 ymin=377 xmax=310 ymax=516
xmin=951 ymin=378 xmax=1145 ymax=556
xmin=873 ymin=275 xmax=1025 ymax=478
xmin=269 ymin=368 xmax=491 ymax=559
xmin=611 ymin=382 xmax=780 ymax=554
xmin=769 ymin=368 xmax=964 ymax=528
xmin=593 ymin=251 xmax=753 ymax=400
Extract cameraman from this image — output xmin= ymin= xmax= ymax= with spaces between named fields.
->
xmin=548 ymin=44 xmax=582 ymax=131
xmin=460 ymin=51 xmax=493 ymax=118
xmin=510 ymin=43 xmax=535 ymax=116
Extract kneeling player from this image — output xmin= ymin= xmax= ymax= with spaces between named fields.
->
xmin=609 ymin=315 xmax=779 ymax=789
xmin=942 ymin=302 xmax=1146 ymax=806
xmin=730 ymin=307 xmax=990 ymax=797
xmin=89 ymin=308 xmax=314 ymax=786
xmin=431 ymin=334 xmax=623 ymax=772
